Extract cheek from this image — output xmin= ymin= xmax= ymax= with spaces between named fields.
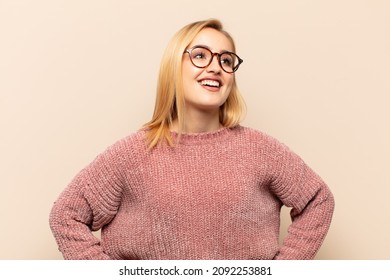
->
xmin=182 ymin=60 xmax=202 ymax=82
xmin=224 ymin=76 xmax=234 ymax=92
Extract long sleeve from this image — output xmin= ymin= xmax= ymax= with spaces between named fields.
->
xmin=49 ymin=127 xmax=334 ymax=260
xmin=49 ymin=142 xmax=127 ymax=260
xmin=269 ymin=141 xmax=335 ymax=260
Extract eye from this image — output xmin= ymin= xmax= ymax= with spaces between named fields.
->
xmin=194 ymin=53 xmax=205 ymax=59
xmin=220 ymin=54 xmax=233 ymax=66
xmin=192 ymin=50 xmax=207 ymax=60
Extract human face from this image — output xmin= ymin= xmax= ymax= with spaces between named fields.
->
xmin=181 ymin=28 xmax=235 ymax=114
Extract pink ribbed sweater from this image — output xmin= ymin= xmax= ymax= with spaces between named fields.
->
xmin=49 ymin=125 xmax=334 ymax=260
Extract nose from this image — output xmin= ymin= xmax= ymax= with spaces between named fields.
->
xmin=206 ymin=53 xmax=222 ymax=73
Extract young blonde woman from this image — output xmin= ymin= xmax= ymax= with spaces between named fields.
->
xmin=49 ymin=19 xmax=335 ymax=260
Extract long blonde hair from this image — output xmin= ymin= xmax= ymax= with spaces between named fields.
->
xmin=143 ymin=19 xmax=245 ymax=148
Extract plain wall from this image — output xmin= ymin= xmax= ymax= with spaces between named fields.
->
xmin=1 ymin=0 xmax=389 ymax=259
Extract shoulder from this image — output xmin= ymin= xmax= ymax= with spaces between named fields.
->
xmin=97 ymin=129 xmax=148 ymax=164
xmin=233 ymin=125 xmax=287 ymax=150
xmin=232 ymin=125 xmax=300 ymax=164
xmin=112 ymin=129 xmax=148 ymax=148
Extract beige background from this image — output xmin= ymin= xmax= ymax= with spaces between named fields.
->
xmin=1 ymin=0 xmax=389 ymax=259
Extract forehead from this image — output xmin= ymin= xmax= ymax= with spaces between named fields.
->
xmin=189 ymin=28 xmax=234 ymax=53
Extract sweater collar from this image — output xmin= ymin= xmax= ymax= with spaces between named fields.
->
xmin=170 ymin=126 xmax=238 ymax=146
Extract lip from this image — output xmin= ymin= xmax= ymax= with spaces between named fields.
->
xmin=197 ymin=76 xmax=223 ymax=87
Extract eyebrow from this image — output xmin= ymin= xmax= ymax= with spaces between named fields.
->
xmin=189 ymin=44 xmax=233 ymax=53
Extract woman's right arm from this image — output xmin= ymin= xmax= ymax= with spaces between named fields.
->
xmin=49 ymin=142 xmax=126 ymax=260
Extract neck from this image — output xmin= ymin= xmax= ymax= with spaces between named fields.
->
xmin=171 ymin=109 xmax=222 ymax=133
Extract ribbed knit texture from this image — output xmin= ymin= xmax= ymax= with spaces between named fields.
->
xmin=49 ymin=125 xmax=334 ymax=260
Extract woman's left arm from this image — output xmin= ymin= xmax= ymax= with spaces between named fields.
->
xmin=269 ymin=142 xmax=335 ymax=260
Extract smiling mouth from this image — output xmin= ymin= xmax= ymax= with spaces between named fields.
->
xmin=198 ymin=79 xmax=221 ymax=88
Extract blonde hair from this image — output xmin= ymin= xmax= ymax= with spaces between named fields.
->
xmin=143 ymin=19 xmax=245 ymax=148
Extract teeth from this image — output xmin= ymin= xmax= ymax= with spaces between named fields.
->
xmin=199 ymin=80 xmax=220 ymax=87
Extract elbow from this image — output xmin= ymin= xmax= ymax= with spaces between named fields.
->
xmin=49 ymin=201 xmax=62 ymax=233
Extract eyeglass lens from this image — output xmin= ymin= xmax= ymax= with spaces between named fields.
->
xmin=189 ymin=47 xmax=240 ymax=73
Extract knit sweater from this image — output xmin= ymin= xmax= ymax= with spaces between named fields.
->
xmin=49 ymin=125 xmax=334 ymax=260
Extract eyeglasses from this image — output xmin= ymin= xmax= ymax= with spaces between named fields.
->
xmin=184 ymin=46 xmax=243 ymax=73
